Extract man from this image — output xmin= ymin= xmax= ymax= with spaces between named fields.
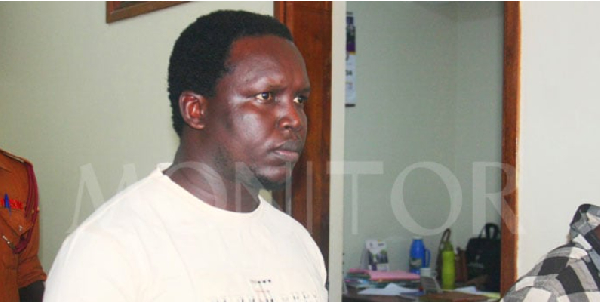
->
xmin=44 ymin=10 xmax=327 ymax=301
xmin=1 ymin=148 xmax=46 ymax=302
xmin=503 ymin=204 xmax=600 ymax=301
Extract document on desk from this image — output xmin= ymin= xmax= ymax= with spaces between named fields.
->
xmin=347 ymin=269 xmax=421 ymax=281
xmin=454 ymin=286 xmax=501 ymax=301
xmin=358 ymin=283 xmax=419 ymax=296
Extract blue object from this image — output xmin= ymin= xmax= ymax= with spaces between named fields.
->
xmin=4 ymin=193 xmax=10 ymax=214
xmin=408 ymin=237 xmax=430 ymax=274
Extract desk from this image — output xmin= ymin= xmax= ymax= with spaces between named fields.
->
xmin=343 ymin=292 xmax=415 ymax=302
xmin=343 ymin=289 xmax=496 ymax=302
xmin=343 ymin=288 xmax=415 ymax=302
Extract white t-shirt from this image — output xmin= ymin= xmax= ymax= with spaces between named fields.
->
xmin=45 ymin=164 xmax=327 ymax=302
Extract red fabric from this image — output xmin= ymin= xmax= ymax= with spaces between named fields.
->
xmin=14 ymin=162 xmax=39 ymax=254
xmin=1 ymin=150 xmax=46 ymax=302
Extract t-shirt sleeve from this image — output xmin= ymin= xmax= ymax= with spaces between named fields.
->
xmin=44 ymin=227 xmax=138 ymax=302
xmin=310 ymin=238 xmax=327 ymax=284
xmin=295 ymin=222 xmax=327 ymax=285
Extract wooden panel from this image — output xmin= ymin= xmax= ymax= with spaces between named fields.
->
xmin=274 ymin=2 xmax=332 ymax=267
xmin=500 ymin=1 xmax=520 ymax=296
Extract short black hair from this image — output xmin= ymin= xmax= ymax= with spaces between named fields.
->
xmin=167 ymin=10 xmax=294 ymax=136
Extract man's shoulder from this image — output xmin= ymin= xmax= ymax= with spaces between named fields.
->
xmin=260 ymin=201 xmax=319 ymax=242
xmin=69 ymin=169 xmax=166 ymax=236
xmin=504 ymin=244 xmax=600 ymax=301
xmin=261 ymin=201 xmax=307 ymax=229
xmin=525 ymin=243 xmax=591 ymax=280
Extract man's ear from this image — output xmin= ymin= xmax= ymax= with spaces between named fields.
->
xmin=179 ymin=91 xmax=207 ymax=130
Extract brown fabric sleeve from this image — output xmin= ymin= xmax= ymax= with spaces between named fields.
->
xmin=17 ymin=211 xmax=46 ymax=288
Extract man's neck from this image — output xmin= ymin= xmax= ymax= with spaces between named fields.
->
xmin=165 ymin=149 xmax=260 ymax=213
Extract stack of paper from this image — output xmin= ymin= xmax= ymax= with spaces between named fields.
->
xmin=347 ymin=268 xmax=421 ymax=282
xmin=358 ymin=283 xmax=419 ymax=296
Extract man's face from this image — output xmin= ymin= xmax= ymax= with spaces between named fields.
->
xmin=205 ymin=35 xmax=309 ymax=191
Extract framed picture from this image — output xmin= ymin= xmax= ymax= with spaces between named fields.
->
xmin=106 ymin=1 xmax=186 ymax=24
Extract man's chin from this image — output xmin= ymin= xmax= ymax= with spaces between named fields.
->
xmin=255 ymin=165 xmax=295 ymax=191
xmin=259 ymin=177 xmax=289 ymax=192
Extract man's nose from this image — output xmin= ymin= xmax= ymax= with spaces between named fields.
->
xmin=278 ymin=99 xmax=305 ymax=132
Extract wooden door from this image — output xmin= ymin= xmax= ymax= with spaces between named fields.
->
xmin=274 ymin=2 xmax=332 ymax=267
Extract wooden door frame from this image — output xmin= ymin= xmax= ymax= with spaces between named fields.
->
xmin=500 ymin=1 xmax=520 ymax=296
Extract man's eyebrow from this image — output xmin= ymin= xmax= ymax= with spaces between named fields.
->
xmin=298 ymin=87 xmax=311 ymax=94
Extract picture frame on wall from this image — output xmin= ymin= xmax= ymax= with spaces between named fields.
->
xmin=106 ymin=1 xmax=186 ymax=24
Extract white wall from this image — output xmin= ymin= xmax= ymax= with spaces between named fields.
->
xmin=343 ymin=2 xmax=503 ymax=273
xmin=0 ymin=3 xmax=348 ymax=300
xmin=517 ymin=2 xmax=600 ymax=275
xmin=0 ymin=0 xmax=275 ymax=271
xmin=453 ymin=1 xmax=504 ymax=260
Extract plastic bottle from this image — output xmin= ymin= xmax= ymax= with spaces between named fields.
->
xmin=441 ymin=241 xmax=456 ymax=290
xmin=409 ymin=237 xmax=429 ymax=274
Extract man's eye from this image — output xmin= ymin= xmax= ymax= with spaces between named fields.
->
xmin=256 ymin=92 xmax=274 ymax=103
xmin=294 ymin=95 xmax=308 ymax=105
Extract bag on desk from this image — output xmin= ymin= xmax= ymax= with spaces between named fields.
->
xmin=465 ymin=223 xmax=500 ymax=292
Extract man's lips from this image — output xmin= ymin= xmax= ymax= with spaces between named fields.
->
xmin=273 ymin=149 xmax=300 ymax=162
xmin=272 ymin=141 xmax=303 ymax=162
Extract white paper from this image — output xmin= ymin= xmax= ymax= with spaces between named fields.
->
xmin=345 ymin=54 xmax=357 ymax=106
xmin=454 ymin=286 xmax=478 ymax=293
xmin=454 ymin=286 xmax=501 ymax=301
xmin=358 ymin=283 xmax=418 ymax=296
